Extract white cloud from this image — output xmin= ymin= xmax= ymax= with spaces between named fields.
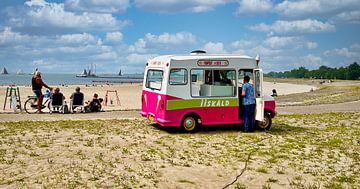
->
xmin=145 ymin=32 xmax=196 ymax=45
xmin=236 ymin=0 xmax=273 ymax=15
xmin=250 ymin=19 xmax=336 ymax=34
xmin=32 ymin=59 xmax=50 ymax=66
xmin=127 ymin=53 xmax=158 ymax=65
xmin=306 ymin=42 xmax=318 ymax=49
xmin=57 ymin=33 xmax=97 ymax=44
xmin=16 ymin=0 xmax=128 ymax=33
xmin=128 ymin=38 xmax=147 ymax=53
xmin=105 ymin=32 xmax=123 ymax=42
xmin=203 ymin=42 xmax=227 ymax=54
xmin=94 ymin=52 xmax=118 ymax=60
xmin=134 ymin=0 xmax=228 ymax=13
xmin=0 ymin=27 xmax=31 ymax=44
xmin=324 ymin=47 xmax=359 ymax=58
xmin=302 ymin=54 xmax=324 ymax=68
xmin=276 ymin=0 xmax=360 ymax=18
xmin=263 ymin=36 xmax=318 ymax=50
xmin=65 ymin=0 xmax=130 ymax=13
xmin=330 ymin=10 xmax=360 ymax=24
xmin=264 ymin=36 xmax=298 ymax=49
xmin=231 ymin=40 xmax=258 ymax=49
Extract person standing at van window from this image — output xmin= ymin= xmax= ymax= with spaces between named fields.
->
xmin=241 ymin=75 xmax=256 ymax=132
xmin=32 ymin=71 xmax=52 ymax=113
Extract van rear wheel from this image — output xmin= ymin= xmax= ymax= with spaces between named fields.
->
xmin=182 ymin=116 xmax=198 ymax=132
xmin=257 ymin=113 xmax=272 ymax=130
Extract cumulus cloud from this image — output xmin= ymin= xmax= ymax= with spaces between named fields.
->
xmin=57 ymin=33 xmax=97 ymax=45
xmin=263 ymin=36 xmax=298 ymax=49
xmin=0 ymin=27 xmax=31 ymax=45
xmin=276 ymin=0 xmax=360 ymax=18
xmin=302 ymin=54 xmax=324 ymax=68
xmin=65 ymin=0 xmax=130 ymax=13
xmin=231 ymin=40 xmax=258 ymax=49
xmin=306 ymin=42 xmax=318 ymax=49
xmin=250 ymin=19 xmax=336 ymax=35
xmin=145 ymin=32 xmax=196 ymax=45
xmin=128 ymin=39 xmax=147 ymax=53
xmin=10 ymin=0 xmax=128 ymax=34
xmin=105 ymin=32 xmax=123 ymax=42
xmin=330 ymin=10 xmax=360 ymax=24
xmin=203 ymin=42 xmax=227 ymax=54
xmin=127 ymin=53 xmax=158 ymax=65
xmin=263 ymin=36 xmax=318 ymax=50
xmin=134 ymin=0 xmax=228 ymax=13
xmin=32 ymin=59 xmax=50 ymax=66
xmin=236 ymin=0 xmax=273 ymax=15
xmin=324 ymin=47 xmax=359 ymax=58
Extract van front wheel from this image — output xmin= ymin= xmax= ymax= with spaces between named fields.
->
xmin=182 ymin=116 xmax=198 ymax=132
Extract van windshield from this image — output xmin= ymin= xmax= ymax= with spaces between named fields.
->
xmin=146 ymin=69 xmax=163 ymax=90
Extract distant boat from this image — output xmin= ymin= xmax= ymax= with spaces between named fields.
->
xmin=118 ymin=69 xmax=122 ymax=76
xmin=76 ymin=69 xmax=88 ymax=77
xmin=76 ymin=64 xmax=97 ymax=77
xmin=1 ymin=67 xmax=8 ymax=74
xmin=16 ymin=69 xmax=25 ymax=75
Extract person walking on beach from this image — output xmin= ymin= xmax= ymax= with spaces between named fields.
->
xmin=241 ymin=75 xmax=256 ymax=132
xmin=32 ymin=71 xmax=52 ymax=113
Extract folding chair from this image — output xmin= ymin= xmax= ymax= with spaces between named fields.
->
xmin=70 ymin=92 xmax=84 ymax=113
xmin=49 ymin=93 xmax=64 ymax=114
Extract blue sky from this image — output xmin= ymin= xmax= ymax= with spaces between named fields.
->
xmin=0 ymin=0 xmax=359 ymax=74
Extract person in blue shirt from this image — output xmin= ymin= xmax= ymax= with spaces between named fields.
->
xmin=241 ymin=75 xmax=256 ymax=132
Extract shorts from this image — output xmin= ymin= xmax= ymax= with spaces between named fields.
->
xmin=33 ymin=90 xmax=42 ymax=98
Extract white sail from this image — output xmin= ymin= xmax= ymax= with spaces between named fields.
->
xmin=17 ymin=69 xmax=24 ymax=75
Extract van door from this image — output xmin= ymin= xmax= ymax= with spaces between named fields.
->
xmin=254 ymin=69 xmax=264 ymax=121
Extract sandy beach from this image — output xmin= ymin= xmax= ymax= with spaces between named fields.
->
xmin=0 ymin=82 xmax=314 ymax=113
xmin=1 ymin=79 xmax=359 ymax=188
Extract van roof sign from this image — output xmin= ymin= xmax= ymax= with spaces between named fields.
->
xmin=197 ymin=60 xmax=229 ymax=66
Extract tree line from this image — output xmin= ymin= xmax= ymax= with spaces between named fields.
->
xmin=265 ymin=62 xmax=360 ymax=80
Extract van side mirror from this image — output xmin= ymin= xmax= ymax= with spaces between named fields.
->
xmin=191 ymin=75 xmax=197 ymax=82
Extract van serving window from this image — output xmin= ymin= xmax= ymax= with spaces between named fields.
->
xmin=191 ymin=69 xmax=236 ymax=97
xmin=146 ymin=69 xmax=163 ymax=90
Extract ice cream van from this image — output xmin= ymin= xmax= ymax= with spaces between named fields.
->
xmin=141 ymin=51 xmax=276 ymax=132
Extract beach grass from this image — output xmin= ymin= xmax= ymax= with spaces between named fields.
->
xmin=0 ymin=112 xmax=359 ymax=188
xmin=276 ymin=85 xmax=360 ymax=106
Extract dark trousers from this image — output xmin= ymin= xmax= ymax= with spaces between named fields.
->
xmin=243 ymin=104 xmax=255 ymax=131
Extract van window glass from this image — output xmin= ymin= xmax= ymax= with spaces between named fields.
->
xmin=254 ymin=70 xmax=261 ymax=98
xmin=238 ymin=70 xmax=254 ymax=86
xmin=146 ymin=70 xmax=163 ymax=90
xmin=191 ymin=69 xmax=236 ymax=97
xmin=169 ymin=68 xmax=187 ymax=85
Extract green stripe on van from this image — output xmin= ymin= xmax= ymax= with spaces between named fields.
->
xmin=167 ymin=98 xmax=238 ymax=110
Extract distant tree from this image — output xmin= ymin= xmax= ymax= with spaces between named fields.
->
xmin=265 ymin=62 xmax=360 ymax=80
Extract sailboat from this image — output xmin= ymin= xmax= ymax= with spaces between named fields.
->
xmin=17 ymin=69 xmax=25 ymax=75
xmin=1 ymin=67 xmax=9 ymax=74
xmin=76 ymin=69 xmax=88 ymax=77
xmin=76 ymin=64 xmax=97 ymax=77
xmin=118 ymin=69 xmax=122 ymax=76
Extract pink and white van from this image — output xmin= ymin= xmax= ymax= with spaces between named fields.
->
xmin=141 ymin=51 xmax=276 ymax=132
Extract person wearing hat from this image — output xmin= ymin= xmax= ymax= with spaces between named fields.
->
xmin=32 ymin=71 xmax=52 ymax=113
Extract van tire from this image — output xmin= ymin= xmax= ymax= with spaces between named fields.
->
xmin=182 ymin=115 xmax=198 ymax=132
xmin=257 ymin=113 xmax=272 ymax=130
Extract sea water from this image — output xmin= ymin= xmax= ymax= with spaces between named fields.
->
xmin=0 ymin=73 xmax=143 ymax=86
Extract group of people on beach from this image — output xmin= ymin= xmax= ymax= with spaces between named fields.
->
xmin=32 ymin=71 xmax=102 ymax=113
